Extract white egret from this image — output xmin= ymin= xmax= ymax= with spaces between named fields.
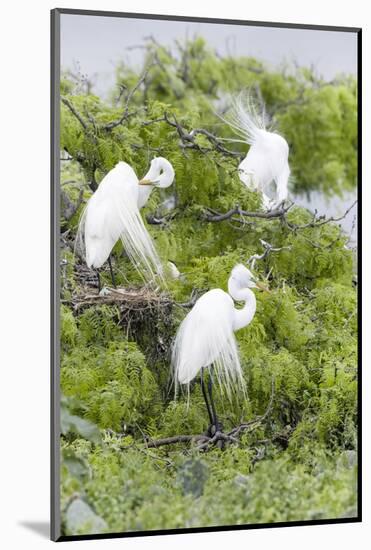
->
xmin=76 ymin=157 xmax=175 ymax=289
xmin=226 ymin=93 xmax=290 ymax=210
xmin=172 ymin=264 xmax=269 ymax=433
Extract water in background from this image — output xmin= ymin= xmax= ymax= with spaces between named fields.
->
xmin=292 ymin=189 xmax=358 ymax=248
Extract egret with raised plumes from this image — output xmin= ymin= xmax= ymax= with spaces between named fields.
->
xmin=76 ymin=157 xmax=175 ymax=289
xmin=172 ymin=264 xmax=269 ymax=435
xmin=226 ymin=93 xmax=290 ymax=210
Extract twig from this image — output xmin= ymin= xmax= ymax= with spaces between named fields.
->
xmin=175 ymin=289 xmax=205 ymax=309
xmin=189 ymin=128 xmax=242 ymax=157
xmin=140 ymin=379 xmax=275 ymax=451
xmin=142 ymin=112 xmax=242 ymax=158
xmin=196 ymin=431 xmax=239 ymax=451
xmin=71 ymin=287 xmax=172 ymax=312
xmin=146 ymin=210 xmax=178 ymax=226
xmin=248 ymin=239 xmax=292 ymax=269
xmin=204 ymin=203 xmax=293 ymax=223
xmin=61 ymin=97 xmax=88 ymax=130
xmin=286 ymin=200 xmax=357 ymax=230
xmin=144 ymin=434 xmax=208 ymax=449
xmin=228 ymin=378 xmax=275 ymax=438
xmin=104 ymin=63 xmax=153 ymax=130
xmin=205 ymin=200 xmax=357 ymax=243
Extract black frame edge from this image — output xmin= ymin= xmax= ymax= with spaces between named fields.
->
xmin=54 ymin=8 xmax=361 ymax=33
xmin=57 ymin=517 xmax=361 ymax=543
xmin=356 ymin=27 xmax=362 ymax=523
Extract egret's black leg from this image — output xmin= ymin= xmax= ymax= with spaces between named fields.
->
xmin=201 ymin=368 xmax=213 ymax=427
xmin=107 ymin=254 xmax=116 ymax=288
xmin=207 ymin=370 xmax=220 ymax=432
xmin=96 ymin=270 xmax=101 ymax=293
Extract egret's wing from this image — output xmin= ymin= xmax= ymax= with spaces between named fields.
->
xmin=274 ymin=161 xmax=290 ymax=204
xmin=172 ymin=289 xmax=245 ymax=399
xmin=79 ymin=194 xmax=121 ymax=269
xmin=76 ymin=162 xmax=164 ymax=282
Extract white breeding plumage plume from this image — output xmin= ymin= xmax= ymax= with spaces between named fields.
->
xmin=226 ymin=92 xmax=290 ymax=210
xmin=76 ymin=157 xmax=175 ymax=287
xmin=171 ymin=264 xmax=269 ymax=432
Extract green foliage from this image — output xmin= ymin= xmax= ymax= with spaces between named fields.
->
xmin=60 ymin=438 xmax=357 ymax=532
xmin=61 ymin=396 xmax=102 ymax=444
xmin=59 ymin=37 xmax=358 ymax=534
xmin=61 ymin=335 xmax=161 ymax=432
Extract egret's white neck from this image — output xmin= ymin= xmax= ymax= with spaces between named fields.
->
xmin=137 ymin=158 xmax=174 ymax=209
xmin=137 ymin=185 xmax=154 ymax=209
xmin=154 ymin=158 xmax=175 ymax=189
xmin=228 ymin=278 xmax=257 ymax=332
xmin=143 ymin=158 xmax=175 ymax=189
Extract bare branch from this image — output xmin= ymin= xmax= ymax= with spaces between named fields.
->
xmin=248 ymin=239 xmax=292 ymax=269
xmin=190 ymin=128 xmax=242 ymax=157
xmin=104 ymin=63 xmax=153 ymax=130
xmin=137 ymin=379 xmax=275 ymax=451
xmin=144 ymin=434 xmax=208 ymax=449
xmin=141 ymin=112 xmax=242 ymax=158
xmin=204 ymin=200 xmax=357 ymax=246
xmin=145 ymin=210 xmax=178 ymax=226
xmin=286 ymin=200 xmax=357 ymax=230
xmin=61 ymin=97 xmax=88 ymax=130
xmin=204 ymin=202 xmax=294 ymax=223
xmin=228 ymin=378 xmax=275 ymax=438
xmin=175 ymin=289 xmax=205 ymax=309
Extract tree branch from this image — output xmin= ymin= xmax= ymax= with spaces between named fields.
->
xmin=144 ymin=434 xmax=208 ymax=449
xmin=175 ymin=289 xmax=205 ymax=309
xmin=248 ymin=239 xmax=292 ymax=269
xmin=141 ymin=379 xmax=275 ymax=451
xmin=61 ymin=97 xmax=88 ymax=130
xmin=142 ymin=112 xmax=242 ymax=158
xmin=145 ymin=210 xmax=178 ymax=226
xmin=104 ymin=63 xmax=153 ymax=130
xmin=286 ymin=200 xmax=357 ymax=230
xmin=228 ymin=378 xmax=275 ymax=438
xmin=204 ymin=202 xmax=293 ymax=222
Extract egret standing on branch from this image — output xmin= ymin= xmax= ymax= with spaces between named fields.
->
xmin=225 ymin=93 xmax=290 ymax=210
xmin=76 ymin=157 xmax=175 ymax=290
xmin=172 ymin=264 xmax=269 ymax=435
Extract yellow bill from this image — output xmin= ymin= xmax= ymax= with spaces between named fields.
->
xmin=138 ymin=178 xmax=154 ymax=186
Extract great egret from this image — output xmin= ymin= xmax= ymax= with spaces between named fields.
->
xmin=76 ymin=157 xmax=175 ymax=289
xmin=172 ymin=264 xmax=269 ymax=434
xmin=226 ymin=94 xmax=290 ymax=210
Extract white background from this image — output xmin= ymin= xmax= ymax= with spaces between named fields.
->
xmin=0 ymin=0 xmax=368 ymax=548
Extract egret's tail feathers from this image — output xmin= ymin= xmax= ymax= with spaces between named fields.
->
xmin=171 ymin=312 xmax=246 ymax=404
xmin=115 ymin=196 xmax=165 ymax=284
xmin=74 ymin=193 xmax=164 ymax=285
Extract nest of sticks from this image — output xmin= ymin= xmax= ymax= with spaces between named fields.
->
xmin=71 ymin=285 xmax=172 ymax=313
